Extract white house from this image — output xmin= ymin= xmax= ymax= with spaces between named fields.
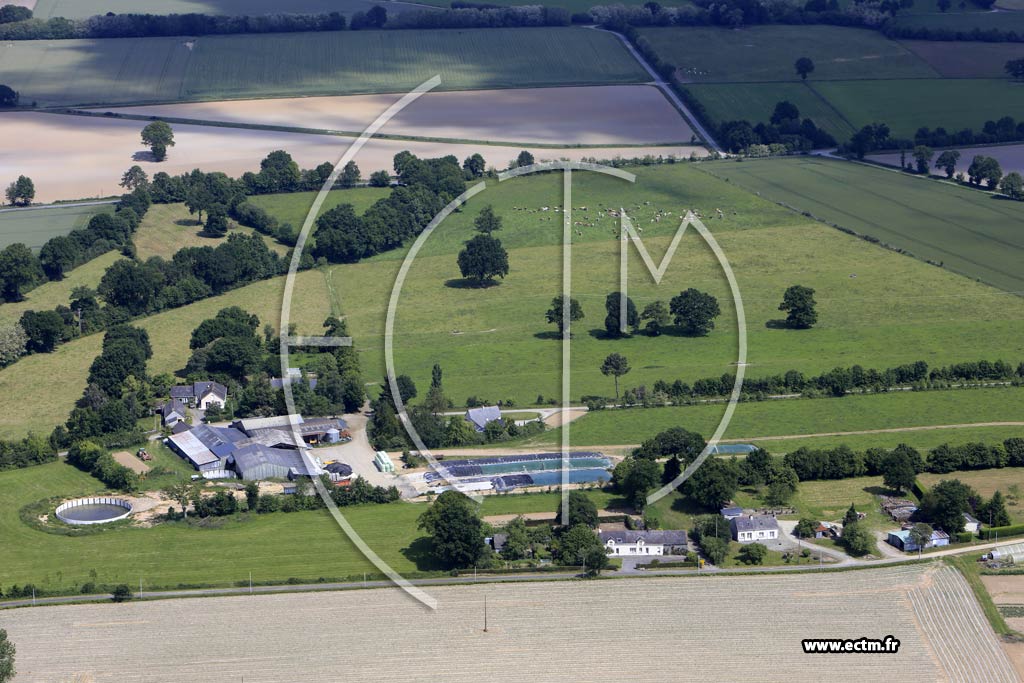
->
xmin=170 ymin=381 xmax=228 ymax=410
xmin=159 ymin=399 xmax=187 ymax=427
xmin=598 ymin=530 xmax=688 ymax=556
xmin=963 ymin=513 xmax=981 ymax=534
xmin=730 ymin=515 xmax=780 ymax=543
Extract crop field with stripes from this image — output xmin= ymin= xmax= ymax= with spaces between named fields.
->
xmin=2 ymin=564 xmax=1017 ymax=682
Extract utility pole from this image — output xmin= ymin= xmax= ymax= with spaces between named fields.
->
xmin=139 ymin=577 xmax=143 ymax=599
xmin=483 ymin=594 xmax=488 ymax=633
xmin=249 ymin=571 xmax=253 ymax=595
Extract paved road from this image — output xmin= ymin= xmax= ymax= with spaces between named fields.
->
xmin=591 ymin=26 xmax=722 ymax=153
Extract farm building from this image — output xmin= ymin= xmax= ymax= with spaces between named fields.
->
xmin=598 ymin=530 xmax=688 ymax=556
xmin=720 ymin=507 xmax=743 ymax=519
xmin=466 ymin=406 xmax=502 ymax=432
xmin=230 ymin=415 xmax=347 ymax=444
xmin=963 ymin=513 xmax=981 ymax=534
xmin=270 ymin=368 xmax=318 ymax=390
xmin=170 ymin=381 xmax=228 ymax=410
xmin=159 ymin=399 xmax=187 ymax=427
xmin=730 ymin=515 xmax=780 ymax=543
xmin=887 ymin=529 xmax=950 ymax=552
xmin=165 ymin=415 xmax=330 ymax=480
xmin=990 ymin=542 xmax=1024 ymax=563
xmin=813 ymin=522 xmax=841 ymax=540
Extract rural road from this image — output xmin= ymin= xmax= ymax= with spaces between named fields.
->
xmin=4 ymin=535 xmax=1020 ymax=610
xmin=592 ymin=27 xmax=722 ymax=153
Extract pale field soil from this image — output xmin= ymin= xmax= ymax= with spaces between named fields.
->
xmin=869 ymin=144 xmax=1024 ymax=178
xmin=0 ymin=111 xmax=704 ymax=203
xmin=102 ymin=85 xmax=696 ymax=146
xmin=111 ymin=451 xmax=150 ymax=474
xmin=2 ymin=564 xmax=1015 ymax=682
xmin=543 ymin=407 xmax=587 ymax=428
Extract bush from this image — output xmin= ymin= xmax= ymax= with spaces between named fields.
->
xmin=111 ymin=584 xmax=132 ymax=602
xmin=955 ymin=531 xmax=975 ymax=544
xmin=982 ymin=523 xmax=1024 ymax=541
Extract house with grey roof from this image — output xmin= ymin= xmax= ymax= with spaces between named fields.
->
xmin=598 ymin=530 xmax=688 ymax=556
xmin=169 ymin=381 xmax=228 ymax=410
xmin=466 ymin=406 xmax=502 ymax=432
xmin=160 ymin=399 xmax=187 ymax=427
xmin=730 ymin=515 xmax=780 ymax=543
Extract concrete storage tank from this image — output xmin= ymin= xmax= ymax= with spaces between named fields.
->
xmin=325 ymin=428 xmax=341 ymax=444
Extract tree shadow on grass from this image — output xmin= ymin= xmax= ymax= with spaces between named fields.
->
xmin=864 ymin=485 xmax=900 ymax=497
xmin=132 ymin=150 xmax=157 ymax=162
xmin=670 ymin=495 xmax=713 ymax=517
xmin=444 ymin=278 xmax=500 ymax=290
xmin=175 ymin=218 xmax=201 ymax=227
xmin=533 ymin=330 xmax=562 ymax=340
xmin=401 ymin=536 xmax=442 ymax=572
xmin=764 ymin=319 xmax=790 ymax=330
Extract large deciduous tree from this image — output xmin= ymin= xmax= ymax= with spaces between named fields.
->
xmin=603 ymin=291 xmax=638 ymax=336
xmin=778 ymin=284 xmax=817 ymax=329
xmin=795 ymin=57 xmax=815 ymax=80
xmin=0 ymin=243 xmax=42 ymax=301
xmin=556 ymin=491 xmax=599 ymax=528
xmin=5 ymin=175 xmax=33 ymax=206
xmin=457 ymin=234 xmax=509 ymax=284
xmin=935 ymin=149 xmax=960 ymax=179
xmin=140 ymin=120 xmax=175 ymax=161
xmin=417 ymin=491 xmax=486 ymax=569
xmin=0 ymin=84 xmax=18 ymax=108
xmin=545 ymin=295 xmax=583 ymax=335
xmin=670 ymin=288 xmax=720 ymax=335
xmin=0 ymin=628 xmax=14 ymax=683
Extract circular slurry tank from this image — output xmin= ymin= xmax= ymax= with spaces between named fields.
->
xmin=55 ymin=497 xmax=133 ymax=525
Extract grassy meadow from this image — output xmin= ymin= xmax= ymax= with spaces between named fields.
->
xmin=684 ymin=82 xmax=856 ymax=141
xmin=526 ymin=388 xmax=1024 ymax=447
xmin=637 ymin=25 xmax=938 ymax=82
xmin=0 ymin=203 xmax=113 ymax=250
xmin=0 ymin=28 xmax=648 ymax=107
xmin=700 ymin=156 xmax=1024 ymax=293
xmin=132 ymin=203 xmax=289 ymax=260
xmin=0 ymin=251 xmax=124 ymax=326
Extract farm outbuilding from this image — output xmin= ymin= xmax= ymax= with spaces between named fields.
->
xmin=228 ymin=444 xmax=324 ymax=481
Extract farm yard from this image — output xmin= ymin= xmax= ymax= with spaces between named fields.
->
xmin=0 ymin=202 xmax=112 ymax=250
xmin=0 ymin=28 xmax=649 ymax=108
xmin=0 ymin=112 xmax=702 ymax=203
xmin=103 ymin=85 xmax=697 ymax=146
xmin=2 ymin=564 xmax=1017 ymax=682
xmin=699 ymin=156 xmax=1024 ymax=293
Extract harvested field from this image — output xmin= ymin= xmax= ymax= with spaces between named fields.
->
xmin=901 ymin=41 xmax=1024 ymax=78
xmin=104 ymin=85 xmax=695 ymax=146
xmin=1 ymin=564 xmax=1016 ymax=682
xmin=112 ymin=451 xmax=150 ymax=474
xmin=0 ymin=112 xmax=702 ymax=203
xmin=869 ymin=143 xmax=1024 ymax=179
xmin=0 ymin=29 xmax=648 ymax=108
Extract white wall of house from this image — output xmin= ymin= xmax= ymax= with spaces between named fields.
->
xmin=198 ymin=394 xmax=224 ymax=410
xmin=604 ymin=540 xmax=664 ymax=556
xmin=736 ymin=529 xmax=778 ymax=543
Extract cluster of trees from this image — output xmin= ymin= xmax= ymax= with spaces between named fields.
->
xmin=368 ymin=365 xmax=541 ymax=451
xmin=4 ymin=175 xmax=32 ymax=205
xmin=65 ymin=440 xmax=139 ymax=492
xmin=919 ymin=479 xmax=1010 ymax=534
xmin=57 ymin=325 xmax=154 ymax=449
xmin=883 ymin=22 xmax=1024 ymax=44
xmin=0 ymin=83 xmax=17 ymax=107
xmin=847 ymin=116 xmax=1024 ymax=160
xmin=312 ymin=152 xmax=465 ymax=264
xmin=215 ymin=314 xmax=364 ymax=417
xmin=0 ymin=433 xmax=55 ymax=471
xmin=619 ymin=357 xmax=1020 ymax=409
xmin=783 ymin=437 xmax=1024 ymax=483
xmin=551 ymin=288 xmax=722 ymax=340
xmin=717 ymin=101 xmax=836 ymax=154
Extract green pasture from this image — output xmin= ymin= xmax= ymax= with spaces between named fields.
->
xmin=637 ymin=25 xmax=938 ymax=82
xmin=811 ymin=78 xmax=1024 ymax=140
xmin=701 ymin=156 xmax=1024 ymax=293
xmin=733 ymin=425 xmax=1024 ymax=454
xmin=0 ymin=28 xmax=648 ymax=107
xmin=0 ymin=202 xmax=113 ymax=250
xmin=684 ymin=81 xmax=856 ymax=141
xmin=900 ymin=40 xmax=1024 ymax=78
xmin=0 ymin=251 xmax=124 ymax=326
xmin=891 ymin=9 xmax=1024 ymax=33
xmin=247 ymin=187 xmax=391 ymax=232
xmin=527 ymin=388 xmax=1024 ymax=447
